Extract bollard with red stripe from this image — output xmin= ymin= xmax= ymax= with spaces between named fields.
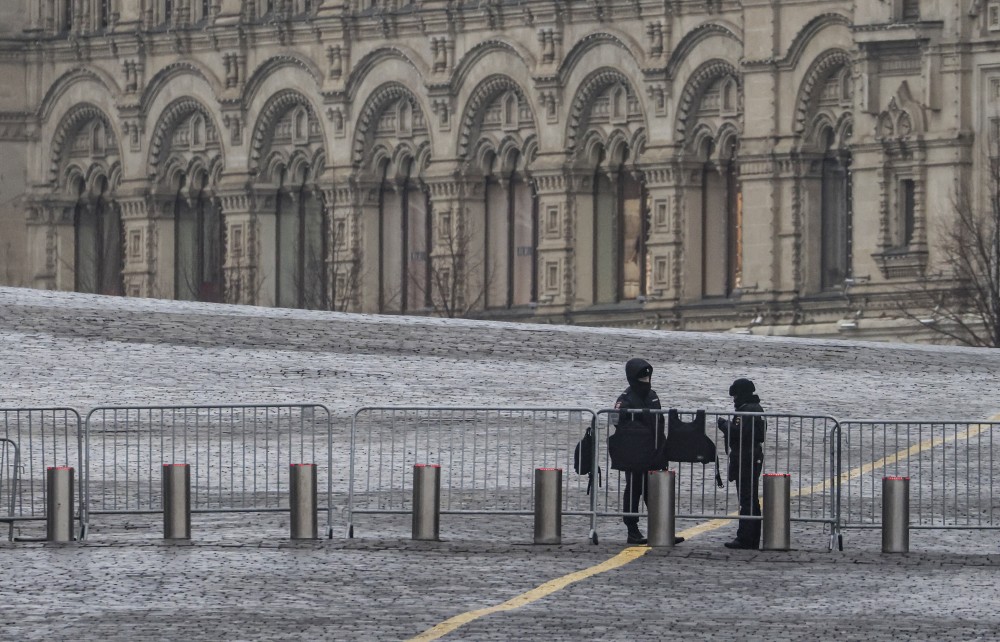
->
xmin=412 ymin=464 xmax=441 ymax=541
xmin=882 ymin=476 xmax=909 ymax=553
xmin=534 ymin=468 xmax=562 ymax=544
xmin=46 ymin=466 xmax=75 ymax=542
xmin=762 ymin=473 xmax=791 ymax=551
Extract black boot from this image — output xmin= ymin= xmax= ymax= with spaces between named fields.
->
xmin=626 ymin=523 xmax=647 ymax=545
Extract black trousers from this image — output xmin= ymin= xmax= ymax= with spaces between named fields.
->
xmin=734 ymin=458 xmax=763 ymax=546
xmin=622 ymin=470 xmax=647 ymax=527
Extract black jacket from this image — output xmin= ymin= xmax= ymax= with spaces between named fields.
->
xmin=613 ymin=358 xmax=666 ymax=448
xmin=718 ymin=395 xmax=765 ymax=480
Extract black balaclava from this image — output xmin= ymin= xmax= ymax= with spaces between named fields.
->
xmin=625 ymin=358 xmax=653 ymax=396
xmin=729 ymin=377 xmax=759 ymax=406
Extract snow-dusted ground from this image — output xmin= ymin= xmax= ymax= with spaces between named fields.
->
xmin=1 ymin=285 xmax=997 ymax=421
xmin=1 ymin=286 xmax=999 ymax=548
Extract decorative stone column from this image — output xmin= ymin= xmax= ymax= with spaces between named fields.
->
xmin=423 ymin=170 xmax=471 ymax=317
xmin=115 ymin=188 xmax=158 ymax=298
xmin=217 ymin=186 xmax=260 ymax=306
xmin=531 ymin=165 xmax=575 ymax=315
xmin=671 ymin=159 xmax=705 ymax=303
xmin=324 ymin=177 xmax=363 ymax=312
xmin=348 ymin=175 xmax=383 ymax=314
xmin=639 ymin=157 xmax=684 ymax=313
xmin=25 ymin=197 xmax=73 ymax=291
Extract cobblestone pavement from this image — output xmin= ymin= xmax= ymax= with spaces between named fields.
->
xmin=2 ymin=287 xmax=1000 ymax=640
xmin=2 ymin=536 xmax=999 ymax=641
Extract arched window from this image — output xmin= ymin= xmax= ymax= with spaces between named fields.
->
xmin=293 ymin=108 xmax=307 ymax=143
xmin=700 ymin=137 xmax=741 ymax=297
xmin=721 ymin=79 xmax=737 ymax=113
xmin=375 ymin=157 xmax=428 ymax=313
xmin=175 ymin=171 xmax=225 ymax=302
xmin=191 ymin=115 xmax=204 ymax=147
xmin=275 ymin=164 xmax=327 ymax=309
xmin=502 ymin=93 xmax=517 ymax=128
xmin=398 ymin=101 xmax=412 ymax=136
xmin=91 ymin=122 xmax=105 ymax=156
xmin=62 ymin=0 xmax=73 ymax=32
xmin=72 ymin=177 xmax=94 ymax=292
xmin=820 ymin=129 xmax=853 ymax=290
xmin=484 ymin=155 xmax=538 ymax=309
xmin=611 ymin=86 xmax=625 ymax=121
xmin=98 ymin=0 xmax=111 ymax=29
xmin=75 ymin=175 xmax=123 ymax=296
xmin=591 ymin=145 xmax=647 ymax=304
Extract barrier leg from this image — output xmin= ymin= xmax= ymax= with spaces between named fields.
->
xmin=163 ymin=464 xmax=191 ymax=540
xmin=290 ymin=464 xmax=318 ymax=540
xmin=412 ymin=464 xmax=440 ymax=541
xmin=534 ymin=468 xmax=562 ymax=545
xmin=762 ymin=473 xmax=790 ymax=551
xmin=882 ymin=476 xmax=909 ymax=554
xmin=46 ymin=467 xmax=74 ymax=542
xmin=647 ymin=470 xmax=675 ymax=548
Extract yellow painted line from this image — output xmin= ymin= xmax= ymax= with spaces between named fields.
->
xmin=409 ymin=414 xmax=1000 ymax=641
xmin=407 ymin=545 xmax=650 ymax=642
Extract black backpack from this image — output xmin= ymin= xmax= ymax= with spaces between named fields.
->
xmin=573 ymin=424 xmax=602 ymax=494
xmin=664 ymin=409 xmax=724 ymax=488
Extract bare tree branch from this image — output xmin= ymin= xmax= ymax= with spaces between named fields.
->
xmin=897 ymin=141 xmax=1000 ymax=347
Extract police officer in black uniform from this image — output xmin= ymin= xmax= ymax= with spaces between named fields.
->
xmin=614 ymin=358 xmax=684 ymax=546
xmin=717 ymin=377 xmax=765 ymax=549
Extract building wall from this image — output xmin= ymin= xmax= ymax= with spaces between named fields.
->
xmin=0 ymin=0 xmax=998 ymax=341
xmin=0 ymin=4 xmax=30 ymax=286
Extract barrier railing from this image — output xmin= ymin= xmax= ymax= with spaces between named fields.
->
xmin=839 ymin=420 xmax=1000 ymax=530
xmin=0 ymin=408 xmax=83 ymax=540
xmin=3 ymin=398 xmax=997 ymax=546
xmin=0 ymin=437 xmax=20 ymax=540
xmin=83 ymin=404 xmax=334 ymax=538
xmin=347 ymin=407 xmax=597 ymax=541
xmin=595 ymin=409 xmax=840 ymax=546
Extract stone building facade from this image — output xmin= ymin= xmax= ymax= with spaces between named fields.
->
xmin=0 ymin=1 xmax=998 ymax=340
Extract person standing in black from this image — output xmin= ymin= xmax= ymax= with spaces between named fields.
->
xmin=613 ymin=358 xmax=683 ymax=546
xmin=717 ymin=378 xmax=766 ymax=549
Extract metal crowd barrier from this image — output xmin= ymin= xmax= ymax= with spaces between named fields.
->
xmin=839 ymin=420 xmax=1000 ymax=531
xmin=0 ymin=437 xmax=20 ymax=540
xmin=83 ymin=404 xmax=334 ymax=538
xmin=595 ymin=409 xmax=841 ymax=546
xmin=347 ymin=407 xmax=598 ymax=541
xmin=0 ymin=408 xmax=83 ymax=541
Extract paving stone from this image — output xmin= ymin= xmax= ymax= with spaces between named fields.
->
xmin=1 ymin=287 xmax=999 ymax=640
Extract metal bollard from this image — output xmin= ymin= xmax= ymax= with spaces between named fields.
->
xmin=647 ymin=469 xmax=676 ymax=547
xmin=46 ymin=466 xmax=74 ymax=542
xmin=762 ymin=473 xmax=791 ymax=551
xmin=412 ymin=464 xmax=441 ymax=541
xmin=534 ymin=468 xmax=562 ymax=545
xmin=290 ymin=464 xmax=318 ymax=540
xmin=162 ymin=464 xmax=191 ymax=540
xmin=882 ymin=476 xmax=910 ymax=553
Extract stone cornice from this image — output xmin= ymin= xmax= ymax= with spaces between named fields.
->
xmin=0 ymin=111 xmax=34 ymax=141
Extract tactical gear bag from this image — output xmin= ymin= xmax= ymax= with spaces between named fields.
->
xmin=665 ymin=409 xmax=724 ymax=488
xmin=573 ymin=424 xmax=602 ymax=494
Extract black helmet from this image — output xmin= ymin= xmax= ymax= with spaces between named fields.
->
xmin=728 ymin=378 xmax=755 ymax=397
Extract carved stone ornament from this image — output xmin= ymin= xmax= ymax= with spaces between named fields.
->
xmin=875 ymin=97 xmax=912 ymax=141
